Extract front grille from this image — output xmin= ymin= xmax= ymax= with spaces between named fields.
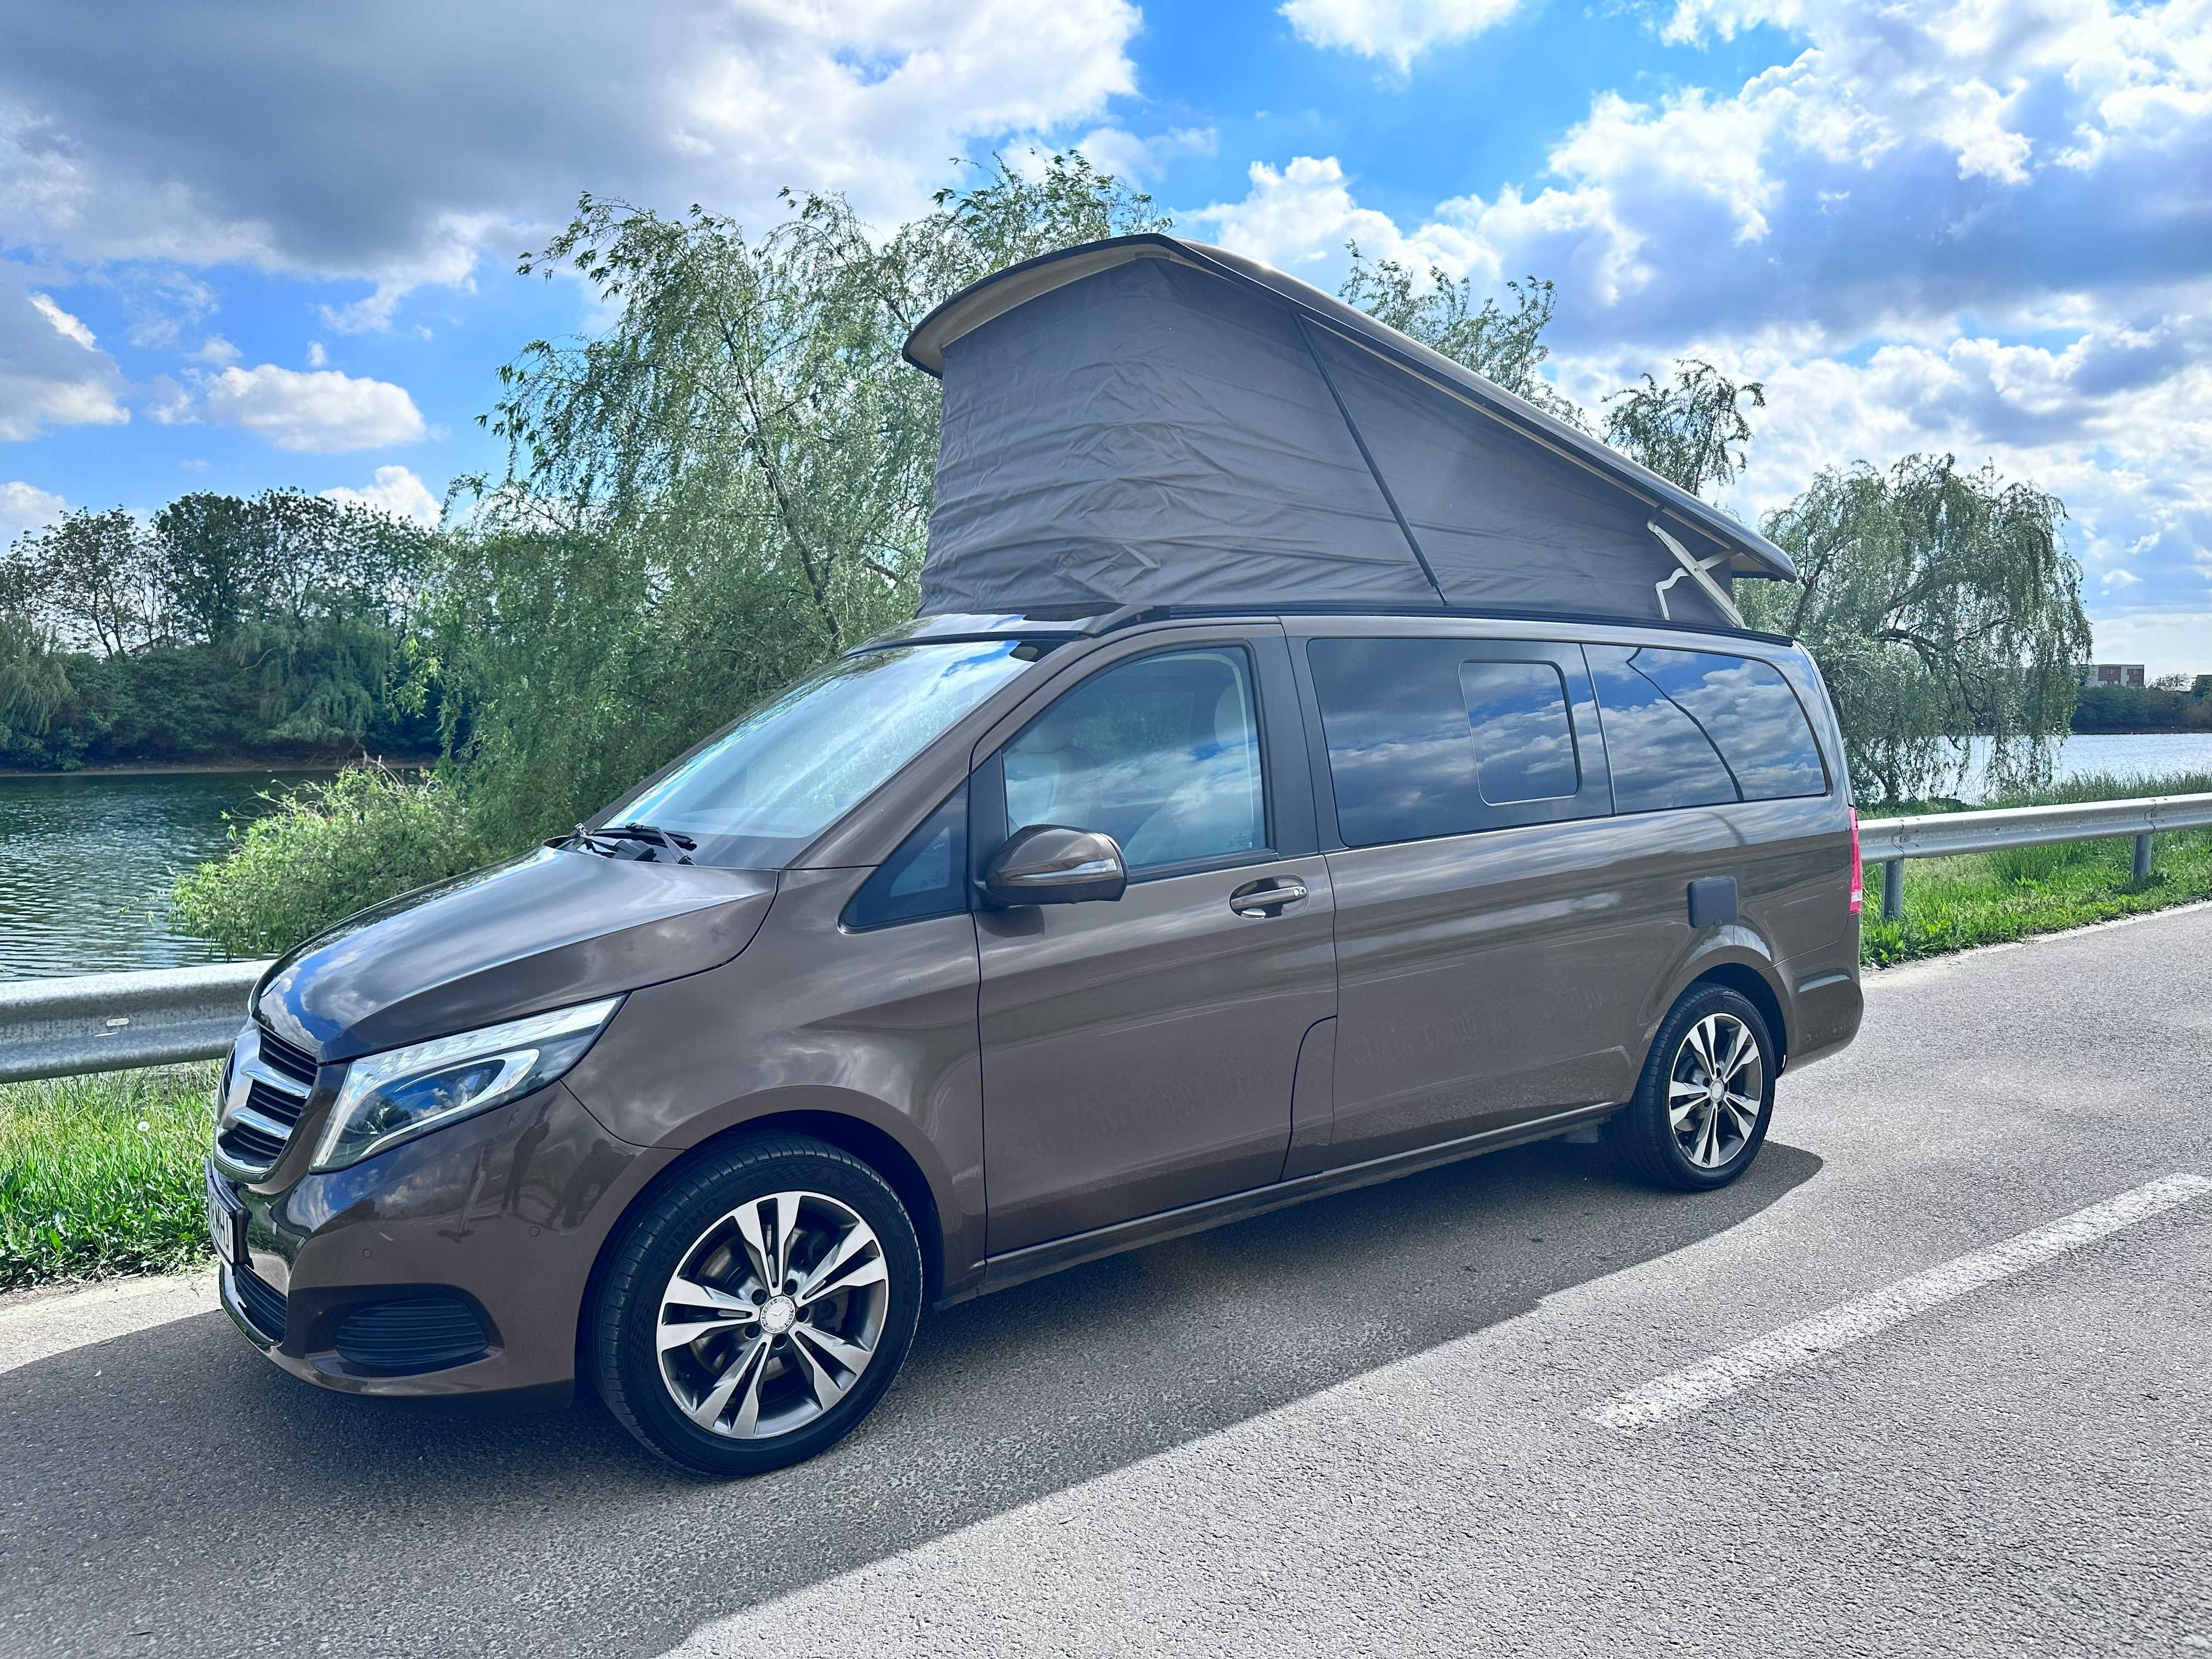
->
xmin=334 ymin=1295 xmax=491 ymax=1375
xmin=212 ymin=1022 xmax=318 ymax=1180
xmin=232 ymin=1263 xmax=287 ymax=1342
xmin=256 ymin=1026 xmax=319 ymax=1089
xmin=217 ymin=1116 xmax=288 ymax=1168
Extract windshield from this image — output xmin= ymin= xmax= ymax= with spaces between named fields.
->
xmin=600 ymin=640 xmax=1036 ymax=866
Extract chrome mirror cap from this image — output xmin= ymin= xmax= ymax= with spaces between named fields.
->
xmin=981 ymin=825 xmax=1128 ymax=907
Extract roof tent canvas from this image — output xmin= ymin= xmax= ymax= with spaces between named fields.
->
xmin=903 ymin=236 xmax=1795 ymax=627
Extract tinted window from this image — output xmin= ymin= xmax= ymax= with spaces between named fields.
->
xmin=1003 ymin=647 xmax=1266 ymax=873
xmin=1308 ymin=638 xmax=1587 ymax=846
xmin=843 ymin=786 xmax=967 ymax=930
xmin=1588 ymin=646 xmax=1826 ymax=811
xmin=1458 ymin=661 xmax=1579 ymax=804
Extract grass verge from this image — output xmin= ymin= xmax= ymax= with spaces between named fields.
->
xmin=1862 ymin=769 xmax=2212 ymax=967
xmin=0 ymin=1063 xmax=216 ymax=1289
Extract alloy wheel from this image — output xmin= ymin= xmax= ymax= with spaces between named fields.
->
xmin=1667 ymin=1012 xmax=1763 ymax=1170
xmin=655 ymin=1189 xmax=890 ymax=1440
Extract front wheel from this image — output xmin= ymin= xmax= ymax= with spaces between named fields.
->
xmin=591 ymin=1134 xmax=924 ymax=1477
xmin=1607 ymin=985 xmax=1775 ymax=1191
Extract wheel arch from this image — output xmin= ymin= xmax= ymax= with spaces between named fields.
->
xmin=1684 ymin=960 xmax=1789 ymax=1071
xmin=574 ymin=1097 xmax=954 ymax=1396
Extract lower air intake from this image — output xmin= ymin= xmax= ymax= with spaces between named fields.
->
xmin=334 ymin=1295 xmax=491 ymax=1375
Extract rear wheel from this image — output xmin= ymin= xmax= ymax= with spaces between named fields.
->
xmin=592 ymin=1135 xmax=923 ymax=1476
xmin=1607 ymin=985 xmax=1775 ymax=1191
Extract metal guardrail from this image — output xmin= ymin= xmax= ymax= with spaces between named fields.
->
xmin=1858 ymin=791 xmax=2212 ymax=922
xmin=0 ymin=960 xmax=268 ymax=1085
xmin=4 ymin=790 xmax=2212 ymax=1081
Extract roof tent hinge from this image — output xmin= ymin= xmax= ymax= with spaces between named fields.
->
xmin=1649 ymin=521 xmax=1746 ymax=629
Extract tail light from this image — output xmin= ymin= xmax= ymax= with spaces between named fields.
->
xmin=1847 ymin=808 xmax=1864 ymax=914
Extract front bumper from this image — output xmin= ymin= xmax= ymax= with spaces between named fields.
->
xmin=210 ymin=1079 xmax=678 ymax=1398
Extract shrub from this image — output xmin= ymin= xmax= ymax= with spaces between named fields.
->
xmin=171 ymin=764 xmax=496 ymax=957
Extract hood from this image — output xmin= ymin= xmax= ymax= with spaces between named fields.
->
xmin=254 ymin=847 xmax=778 ymax=1063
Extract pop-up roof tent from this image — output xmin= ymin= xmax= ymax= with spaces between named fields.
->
xmin=902 ymin=235 xmax=1795 ymax=629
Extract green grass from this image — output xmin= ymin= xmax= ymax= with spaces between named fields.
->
xmin=0 ymin=1063 xmax=217 ymax=1289
xmin=1862 ymin=769 xmax=2212 ymax=967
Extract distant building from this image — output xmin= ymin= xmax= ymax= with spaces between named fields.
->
xmin=2079 ymin=663 xmax=2146 ymax=689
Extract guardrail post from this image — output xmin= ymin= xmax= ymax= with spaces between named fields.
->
xmin=1880 ymin=859 xmax=1904 ymax=922
xmin=2134 ymin=832 xmax=2153 ymax=884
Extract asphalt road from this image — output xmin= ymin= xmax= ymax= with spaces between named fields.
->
xmin=5 ymin=905 xmax=2210 ymax=1657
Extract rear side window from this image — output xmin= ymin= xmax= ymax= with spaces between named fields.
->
xmin=1307 ymin=639 xmax=1588 ymax=847
xmin=1588 ymin=646 xmax=1827 ymax=811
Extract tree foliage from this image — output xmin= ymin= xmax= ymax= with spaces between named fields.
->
xmin=433 ymin=151 xmax=1169 ymax=850
xmin=1743 ymin=456 xmax=2092 ymax=803
xmin=1338 ymin=245 xmax=1582 ymax=424
xmin=1604 ymin=360 xmax=1766 ymax=499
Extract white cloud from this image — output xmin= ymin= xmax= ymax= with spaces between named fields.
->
xmin=199 ymin=363 xmax=425 ymax=453
xmin=1192 ymin=155 xmax=1488 ymax=278
xmin=189 ymin=334 xmax=239 ymax=364
xmin=320 ymin=463 xmax=439 ymax=527
xmin=0 ymin=1 xmax=1143 ymax=326
xmin=1279 ymin=0 xmax=1527 ymax=71
xmin=0 ymin=274 xmax=127 ymax=439
xmin=27 ymin=290 xmax=94 ymax=348
xmin=2101 ymin=568 xmax=2142 ymax=586
xmin=304 ymin=341 xmax=328 ymax=368
xmin=0 ymin=477 xmax=65 ymax=539
xmin=1076 ymin=125 xmax=1218 ymax=183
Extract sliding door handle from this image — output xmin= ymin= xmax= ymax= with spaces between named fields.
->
xmin=1229 ymin=877 xmax=1308 ymax=917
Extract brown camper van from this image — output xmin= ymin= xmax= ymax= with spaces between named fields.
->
xmin=207 ymin=237 xmax=1864 ymax=1476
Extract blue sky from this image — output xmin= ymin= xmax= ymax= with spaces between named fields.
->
xmin=2 ymin=0 xmax=2206 ymax=669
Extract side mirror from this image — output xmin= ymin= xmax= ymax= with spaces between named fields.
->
xmin=981 ymin=825 xmax=1127 ymax=908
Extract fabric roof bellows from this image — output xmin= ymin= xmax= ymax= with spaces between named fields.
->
xmin=903 ymin=235 xmax=1794 ymax=627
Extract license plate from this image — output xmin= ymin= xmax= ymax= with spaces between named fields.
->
xmin=206 ymin=1172 xmax=243 ymax=1267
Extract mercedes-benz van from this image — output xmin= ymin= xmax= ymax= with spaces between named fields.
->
xmin=207 ymin=605 xmax=1863 ymax=1475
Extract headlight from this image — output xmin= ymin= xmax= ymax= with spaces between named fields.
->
xmin=311 ymin=995 xmax=624 ymax=1172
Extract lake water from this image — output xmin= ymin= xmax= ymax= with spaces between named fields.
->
xmin=5 ymin=731 xmax=2212 ymax=981
xmin=0 ymin=769 xmax=328 ymax=981
xmin=1954 ymin=732 xmax=2212 ymax=801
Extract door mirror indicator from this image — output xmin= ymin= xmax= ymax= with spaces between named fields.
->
xmin=981 ymin=825 xmax=1128 ymax=907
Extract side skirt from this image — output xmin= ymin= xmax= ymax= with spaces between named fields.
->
xmin=974 ymin=1100 xmax=1620 ymax=1297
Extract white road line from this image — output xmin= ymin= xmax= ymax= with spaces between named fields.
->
xmin=1587 ymin=1171 xmax=2212 ymax=1431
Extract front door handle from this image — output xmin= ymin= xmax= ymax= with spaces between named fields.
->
xmin=1229 ymin=877 xmax=1308 ymax=917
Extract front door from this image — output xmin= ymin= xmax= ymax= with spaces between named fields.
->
xmin=974 ymin=636 xmax=1335 ymax=1256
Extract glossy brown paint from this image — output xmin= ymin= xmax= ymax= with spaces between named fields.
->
xmin=975 ymin=854 xmax=1337 ymax=1252
xmin=223 ymin=1079 xmax=674 ymax=1396
xmin=561 ymin=867 xmax=990 ymax=1300
xmin=221 ymin=608 xmax=1863 ymax=1403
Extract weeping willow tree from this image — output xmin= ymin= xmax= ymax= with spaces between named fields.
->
xmin=1743 ymin=456 xmax=2091 ymax=803
xmin=1338 ymin=245 xmax=1582 ymax=425
xmin=1604 ymin=360 xmax=1766 ymax=499
xmin=428 ymin=151 xmax=1170 ymax=850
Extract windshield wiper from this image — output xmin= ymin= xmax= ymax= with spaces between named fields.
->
xmin=571 ymin=821 xmax=697 ymax=862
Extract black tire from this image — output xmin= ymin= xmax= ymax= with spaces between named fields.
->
xmin=1606 ymin=984 xmax=1776 ymax=1192
xmin=591 ymin=1133 xmax=923 ymax=1477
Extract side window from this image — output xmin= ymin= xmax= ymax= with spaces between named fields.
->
xmin=1307 ymin=638 xmax=1590 ymax=847
xmin=1644 ymin=651 xmax=1828 ymax=800
xmin=1458 ymin=661 xmax=1579 ymax=804
xmin=843 ymin=785 xmax=967 ymax=929
xmin=1002 ymin=647 xmax=1267 ymax=874
xmin=1587 ymin=646 xmax=1827 ymax=811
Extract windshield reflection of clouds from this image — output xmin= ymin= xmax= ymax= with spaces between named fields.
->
xmin=618 ymin=641 xmax=1032 ymax=842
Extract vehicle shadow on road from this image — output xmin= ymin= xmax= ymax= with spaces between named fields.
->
xmin=7 ymin=1138 xmax=1820 ymax=1658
